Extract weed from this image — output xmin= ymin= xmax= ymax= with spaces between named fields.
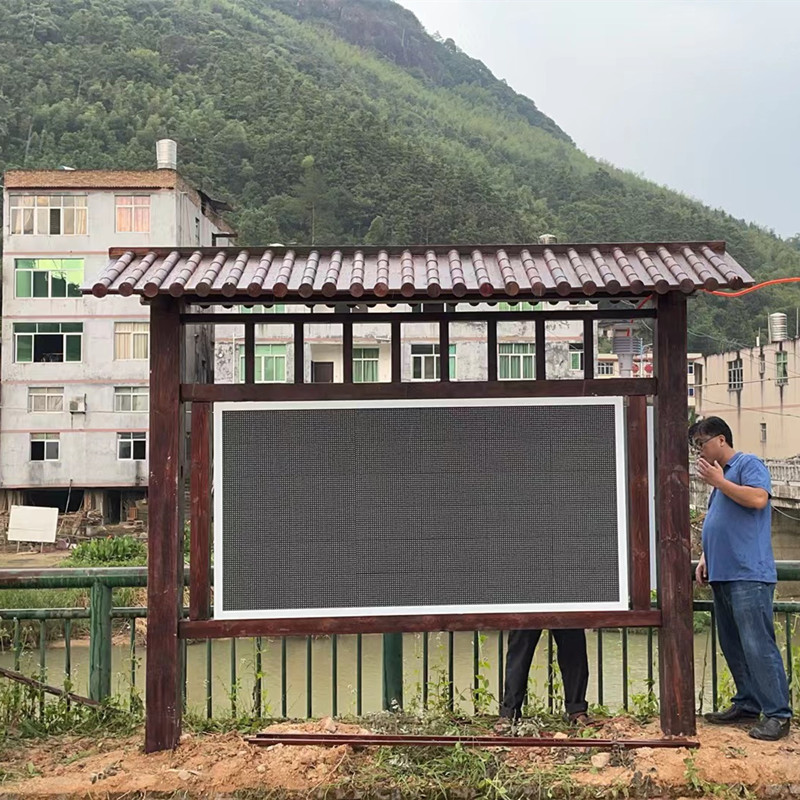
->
xmin=65 ymin=535 xmax=146 ymax=566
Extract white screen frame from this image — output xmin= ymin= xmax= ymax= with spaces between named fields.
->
xmin=213 ymin=396 xmax=629 ymax=620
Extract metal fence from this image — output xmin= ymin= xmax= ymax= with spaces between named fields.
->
xmin=1 ymin=564 xmax=798 ymax=719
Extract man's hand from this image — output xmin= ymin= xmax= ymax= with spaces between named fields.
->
xmin=697 ymin=458 xmax=725 ymax=488
xmin=696 ymin=553 xmax=708 ymax=586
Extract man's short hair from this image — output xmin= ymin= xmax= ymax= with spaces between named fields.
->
xmin=688 ymin=416 xmax=733 ymax=448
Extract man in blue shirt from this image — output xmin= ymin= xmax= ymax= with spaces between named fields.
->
xmin=691 ymin=416 xmax=792 ymax=740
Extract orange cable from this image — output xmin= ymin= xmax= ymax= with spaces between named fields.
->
xmin=705 ymin=276 xmax=800 ymax=298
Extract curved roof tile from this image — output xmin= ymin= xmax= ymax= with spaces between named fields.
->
xmin=85 ymin=242 xmax=753 ymax=301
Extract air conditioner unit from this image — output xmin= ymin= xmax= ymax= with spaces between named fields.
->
xmin=68 ymin=397 xmax=86 ymax=414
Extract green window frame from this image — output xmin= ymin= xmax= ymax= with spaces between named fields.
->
xmin=238 ymin=304 xmax=286 ymax=314
xmin=497 ymin=302 xmax=540 ymax=312
xmin=15 ymin=258 xmax=84 ymax=298
xmin=569 ymin=343 xmax=584 ymax=372
xmin=499 ymin=342 xmax=535 ymax=380
xmin=411 ymin=344 xmax=456 ymax=381
xmin=353 ymin=347 xmax=380 ymax=383
xmin=237 ymin=344 xmax=287 ymax=383
xmin=13 ymin=322 xmax=83 ymax=363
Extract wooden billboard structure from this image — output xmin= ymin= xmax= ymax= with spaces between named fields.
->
xmin=87 ymin=241 xmax=754 ymax=752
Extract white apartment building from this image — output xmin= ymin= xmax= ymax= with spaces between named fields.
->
xmin=0 ymin=142 xmax=232 ymax=519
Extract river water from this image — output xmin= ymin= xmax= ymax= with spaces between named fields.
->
xmin=1 ymin=628 xmax=746 ymax=718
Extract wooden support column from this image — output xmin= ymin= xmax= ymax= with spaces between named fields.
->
xmin=627 ymin=395 xmax=651 ymax=610
xmin=189 ymin=401 xmax=211 ymax=620
xmin=146 ymin=296 xmax=184 ymax=752
xmin=654 ymin=293 xmax=695 ymax=735
xmin=487 ymin=319 xmax=498 ymax=381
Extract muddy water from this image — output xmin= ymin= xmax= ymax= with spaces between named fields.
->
xmin=1 ymin=628 xmax=740 ymax=719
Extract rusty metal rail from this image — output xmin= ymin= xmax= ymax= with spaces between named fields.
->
xmin=247 ymin=732 xmax=699 ymax=749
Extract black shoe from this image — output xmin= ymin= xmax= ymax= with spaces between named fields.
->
xmin=749 ymin=717 xmax=791 ymax=741
xmin=704 ymin=704 xmax=760 ymax=724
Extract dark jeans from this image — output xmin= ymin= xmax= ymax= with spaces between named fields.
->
xmin=499 ymin=628 xmax=589 ymax=719
xmin=712 ymin=580 xmax=792 ymax=720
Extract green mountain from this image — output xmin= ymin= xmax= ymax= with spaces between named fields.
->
xmin=1 ymin=0 xmax=798 ymax=352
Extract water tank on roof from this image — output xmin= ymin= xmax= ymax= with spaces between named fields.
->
xmin=768 ymin=312 xmax=788 ymax=343
xmin=538 ymin=234 xmax=558 ymax=245
xmin=156 ymin=138 xmax=177 ymax=170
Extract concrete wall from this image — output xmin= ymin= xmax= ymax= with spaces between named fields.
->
xmin=1 ymin=180 xmax=226 ymax=492
xmin=696 ymin=337 xmax=800 ymax=458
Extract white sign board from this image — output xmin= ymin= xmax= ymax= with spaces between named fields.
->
xmin=7 ymin=505 xmax=59 ymax=544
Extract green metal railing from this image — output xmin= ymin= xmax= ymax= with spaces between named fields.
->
xmin=1 ymin=564 xmax=798 ymax=718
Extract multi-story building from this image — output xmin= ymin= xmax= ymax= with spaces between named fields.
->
xmin=213 ymin=301 xmax=590 ymax=385
xmin=596 ymin=351 xmax=702 ymax=408
xmin=0 ymin=141 xmax=232 ymax=519
xmin=694 ymin=316 xmax=799 ymax=458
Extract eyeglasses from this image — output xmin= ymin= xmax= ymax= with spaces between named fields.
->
xmin=690 ymin=437 xmax=715 ymax=452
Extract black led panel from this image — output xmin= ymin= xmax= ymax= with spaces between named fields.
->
xmin=214 ymin=399 xmax=627 ymax=619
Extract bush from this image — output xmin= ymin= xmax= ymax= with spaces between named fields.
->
xmin=65 ymin=536 xmax=146 ymax=567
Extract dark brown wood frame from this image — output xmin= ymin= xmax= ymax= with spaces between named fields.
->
xmin=146 ymin=297 xmax=693 ymax=752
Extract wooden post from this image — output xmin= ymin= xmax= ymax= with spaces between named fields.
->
xmin=654 ymin=293 xmax=695 ymax=735
xmin=146 ymin=296 xmax=184 ymax=752
xmin=189 ymin=401 xmax=211 ymax=620
xmin=627 ymin=395 xmax=651 ymax=610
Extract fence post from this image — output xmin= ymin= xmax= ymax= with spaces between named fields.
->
xmin=382 ymin=633 xmax=403 ymax=710
xmin=89 ymin=580 xmax=112 ymax=702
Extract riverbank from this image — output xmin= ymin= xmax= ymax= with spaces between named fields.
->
xmin=1 ymin=714 xmax=798 ymax=798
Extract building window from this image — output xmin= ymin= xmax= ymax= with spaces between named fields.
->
xmin=411 ymin=344 xmax=457 ymax=381
xmin=688 ymin=386 xmax=695 ymax=397
xmin=14 ymin=322 xmax=82 ymax=363
xmin=28 ymin=387 xmax=65 ymax=413
xmin=499 ymin=343 xmax=535 ymax=380
xmin=9 ymin=194 xmax=87 ymax=235
xmin=760 ymin=422 xmax=767 ymax=443
xmin=353 ymin=347 xmax=380 ymax=383
xmin=115 ymin=386 xmax=149 ymax=412
xmin=15 ymin=258 xmax=84 ymax=298
xmin=114 ymin=322 xmax=150 ymax=360
xmin=497 ymin=302 xmax=539 ymax=311
xmin=727 ymin=357 xmax=743 ymax=391
xmin=237 ymin=344 xmax=287 ymax=382
xmin=115 ymin=195 xmax=150 ymax=233
xmin=687 ymin=362 xmax=695 ymax=375
xmin=30 ymin=433 xmax=60 ymax=461
xmin=118 ymin=432 xmax=147 ymax=460
xmin=776 ymin=351 xmax=788 ymax=386
xmin=238 ymin=304 xmax=286 ymax=314
xmin=569 ymin=343 xmax=584 ymax=372
xmin=597 ymin=361 xmax=615 ymax=376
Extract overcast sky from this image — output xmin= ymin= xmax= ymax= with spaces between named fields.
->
xmin=399 ymin=0 xmax=800 ymax=239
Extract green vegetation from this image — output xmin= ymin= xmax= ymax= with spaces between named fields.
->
xmin=1 ymin=0 xmax=799 ymax=352
xmin=64 ymin=535 xmax=147 ymax=567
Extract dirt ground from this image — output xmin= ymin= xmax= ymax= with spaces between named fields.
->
xmin=1 ymin=716 xmax=798 ymax=799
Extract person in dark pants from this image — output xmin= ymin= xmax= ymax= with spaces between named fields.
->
xmin=691 ymin=416 xmax=792 ymax=741
xmin=496 ymin=628 xmax=590 ymax=730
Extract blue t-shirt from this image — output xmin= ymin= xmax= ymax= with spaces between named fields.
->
xmin=701 ymin=452 xmax=775 ymax=583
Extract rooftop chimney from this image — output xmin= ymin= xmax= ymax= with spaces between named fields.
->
xmin=156 ymin=138 xmax=177 ymax=170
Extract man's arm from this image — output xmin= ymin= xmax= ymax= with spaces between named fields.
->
xmin=696 ymin=458 xmax=769 ymax=509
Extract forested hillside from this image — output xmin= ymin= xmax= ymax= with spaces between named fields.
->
xmin=1 ymin=0 xmax=798 ymax=351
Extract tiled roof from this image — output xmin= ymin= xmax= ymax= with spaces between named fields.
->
xmin=85 ymin=241 xmax=753 ymax=301
xmin=4 ymin=169 xmax=180 ymax=190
